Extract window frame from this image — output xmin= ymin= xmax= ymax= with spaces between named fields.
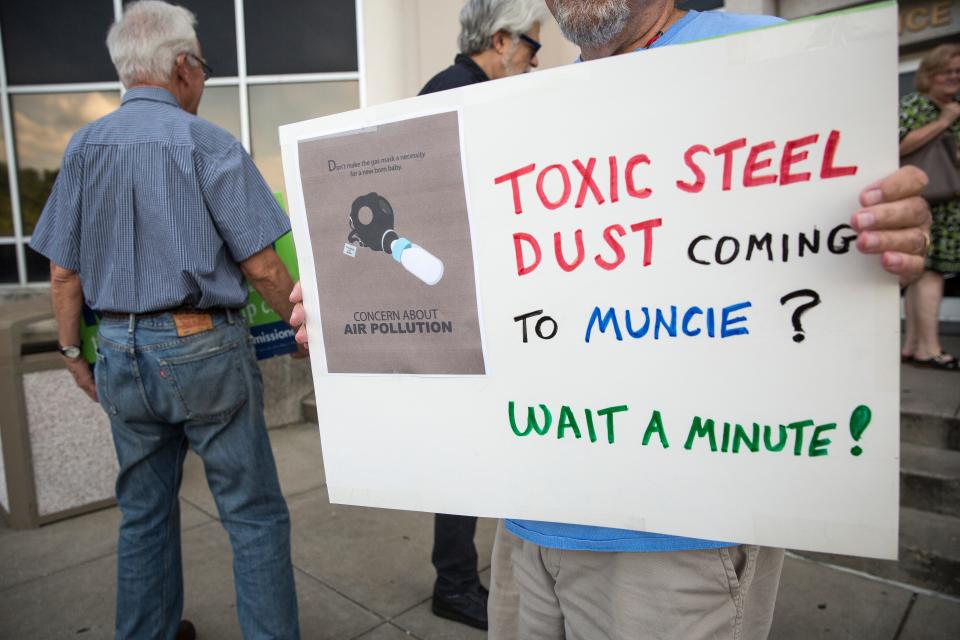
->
xmin=0 ymin=0 xmax=362 ymax=287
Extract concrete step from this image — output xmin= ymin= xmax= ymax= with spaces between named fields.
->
xmin=902 ymin=411 xmax=960 ymax=452
xmin=302 ymin=388 xmax=959 ymax=593
xmin=899 ymin=331 xmax=960 ymax=456
xmin=302 ymin=392 xmax=317 ymax=424
xmin=299 ymin=394 xmax=959 ymax=443
xmin=901 ymin=443 xmax=960 ymax=518
xmin=795 ymin=507 xmax=960 ymax=596
xmin=300 ymin=392 xmax=960 ymax=516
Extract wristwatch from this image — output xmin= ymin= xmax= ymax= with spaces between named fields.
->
xmin=59 ymin=344 xmax=82 ymax=359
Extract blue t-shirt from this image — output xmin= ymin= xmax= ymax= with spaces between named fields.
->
xmin=506 ymin=9 xmax=786 ymax=554
xmin=650 ymin=9 xmax=783 ymax=49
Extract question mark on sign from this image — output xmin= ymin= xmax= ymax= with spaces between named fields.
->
xmin=779 ymin=289 xmax=821 ymax=343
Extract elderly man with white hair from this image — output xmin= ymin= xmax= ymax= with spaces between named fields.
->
xmin=419 ymin=0 xmax=550 ymax=631
xmin=30 ymin=2 xmax=300 ymax=638
xmin=419 ymin=0 xmax=548 ymax=96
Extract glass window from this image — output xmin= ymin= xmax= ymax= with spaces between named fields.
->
xmin=676 ymin=0 xmax=723 ymax=9
xmin=122 ymin=0 xmax=239 ymax=77
xmin=1 ymin=1 xmax=117 ymax=85
xmin=1 ymin=118 xmax=11 ymax=238
xmin=26 ymin=245 xmax=49 ymax=283
xmin=198 ymin=85 xmax=242 ymax=141
xmin=248 ymin=81 xmax=359 ymax=198
xmin=899 ymin=71 xmax=917 ymax=98
xmin=244 ymin=0 xmax=358 ymax=75
xmin=12 ymin=92 xmax=121 ymax=236
xmin=0 ymin=244 xmax=18 ymax=284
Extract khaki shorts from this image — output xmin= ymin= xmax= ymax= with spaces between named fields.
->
xmin=489 ymin=521 xmax=784 ymax=640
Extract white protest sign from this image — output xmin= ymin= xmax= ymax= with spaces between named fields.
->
xmin=281 ymin=4 xmax=900 ymax=559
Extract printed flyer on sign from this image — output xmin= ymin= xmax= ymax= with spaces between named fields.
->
xmin=281 ymin=5 xmax=903 ymax=559
xmin=297 ymin=111 xmax=485 ymax=374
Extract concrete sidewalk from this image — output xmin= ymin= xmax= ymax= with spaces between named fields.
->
xmin=1 ymin=418 xmax=958 ymax=639
xmin=2 ymin=337 xmax=959 ymax=639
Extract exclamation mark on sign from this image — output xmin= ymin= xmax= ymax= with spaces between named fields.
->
xmin=849 ymin=404 xmax=872 ymax=457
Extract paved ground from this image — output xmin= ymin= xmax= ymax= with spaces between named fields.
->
xmin=1 ymin=337 xmax=958 ymax=639
xmin=1 ymin=418 xmax=958 ymax=639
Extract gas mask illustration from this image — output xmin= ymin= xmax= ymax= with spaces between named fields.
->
xmin=346 ymin=192 xmax=445 ymax=286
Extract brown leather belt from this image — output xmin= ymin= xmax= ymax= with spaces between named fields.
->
xmin=100 ymin=306 xmax=231 ymax=320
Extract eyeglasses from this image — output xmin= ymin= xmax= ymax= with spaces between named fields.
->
xmin=186 ymin=52 xmax=213 ymax=81
xmin=518 ymin=33 xmax=542 ymax=57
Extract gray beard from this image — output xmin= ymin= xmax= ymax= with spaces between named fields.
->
xmin=502 ymin=41 xmax=524 ymax=77
xmin=553 ymin=0 xmax=630 ymax=50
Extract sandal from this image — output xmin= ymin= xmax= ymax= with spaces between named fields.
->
xmin=911 ymin=352 xmax=960 ymax=371
xmin=901 ymin=353 xmax=914 ymax=363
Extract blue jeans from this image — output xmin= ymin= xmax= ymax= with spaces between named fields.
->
xmin=96 ymin=311 xmax=300 ymax=640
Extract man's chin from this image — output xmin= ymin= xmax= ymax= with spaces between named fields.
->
xmin=554 ymin=0 xmax=630 ymax=50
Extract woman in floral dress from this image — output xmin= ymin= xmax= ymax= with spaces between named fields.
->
xmin=899 ymin=44 xmax=960 ymax=371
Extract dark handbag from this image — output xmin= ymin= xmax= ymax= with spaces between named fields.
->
xmin=900 ymin=131 xmax=960 ymax=205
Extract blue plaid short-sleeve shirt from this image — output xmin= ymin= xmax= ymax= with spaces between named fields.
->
xmin=30 ymin=87 xmax=290 ymax=313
